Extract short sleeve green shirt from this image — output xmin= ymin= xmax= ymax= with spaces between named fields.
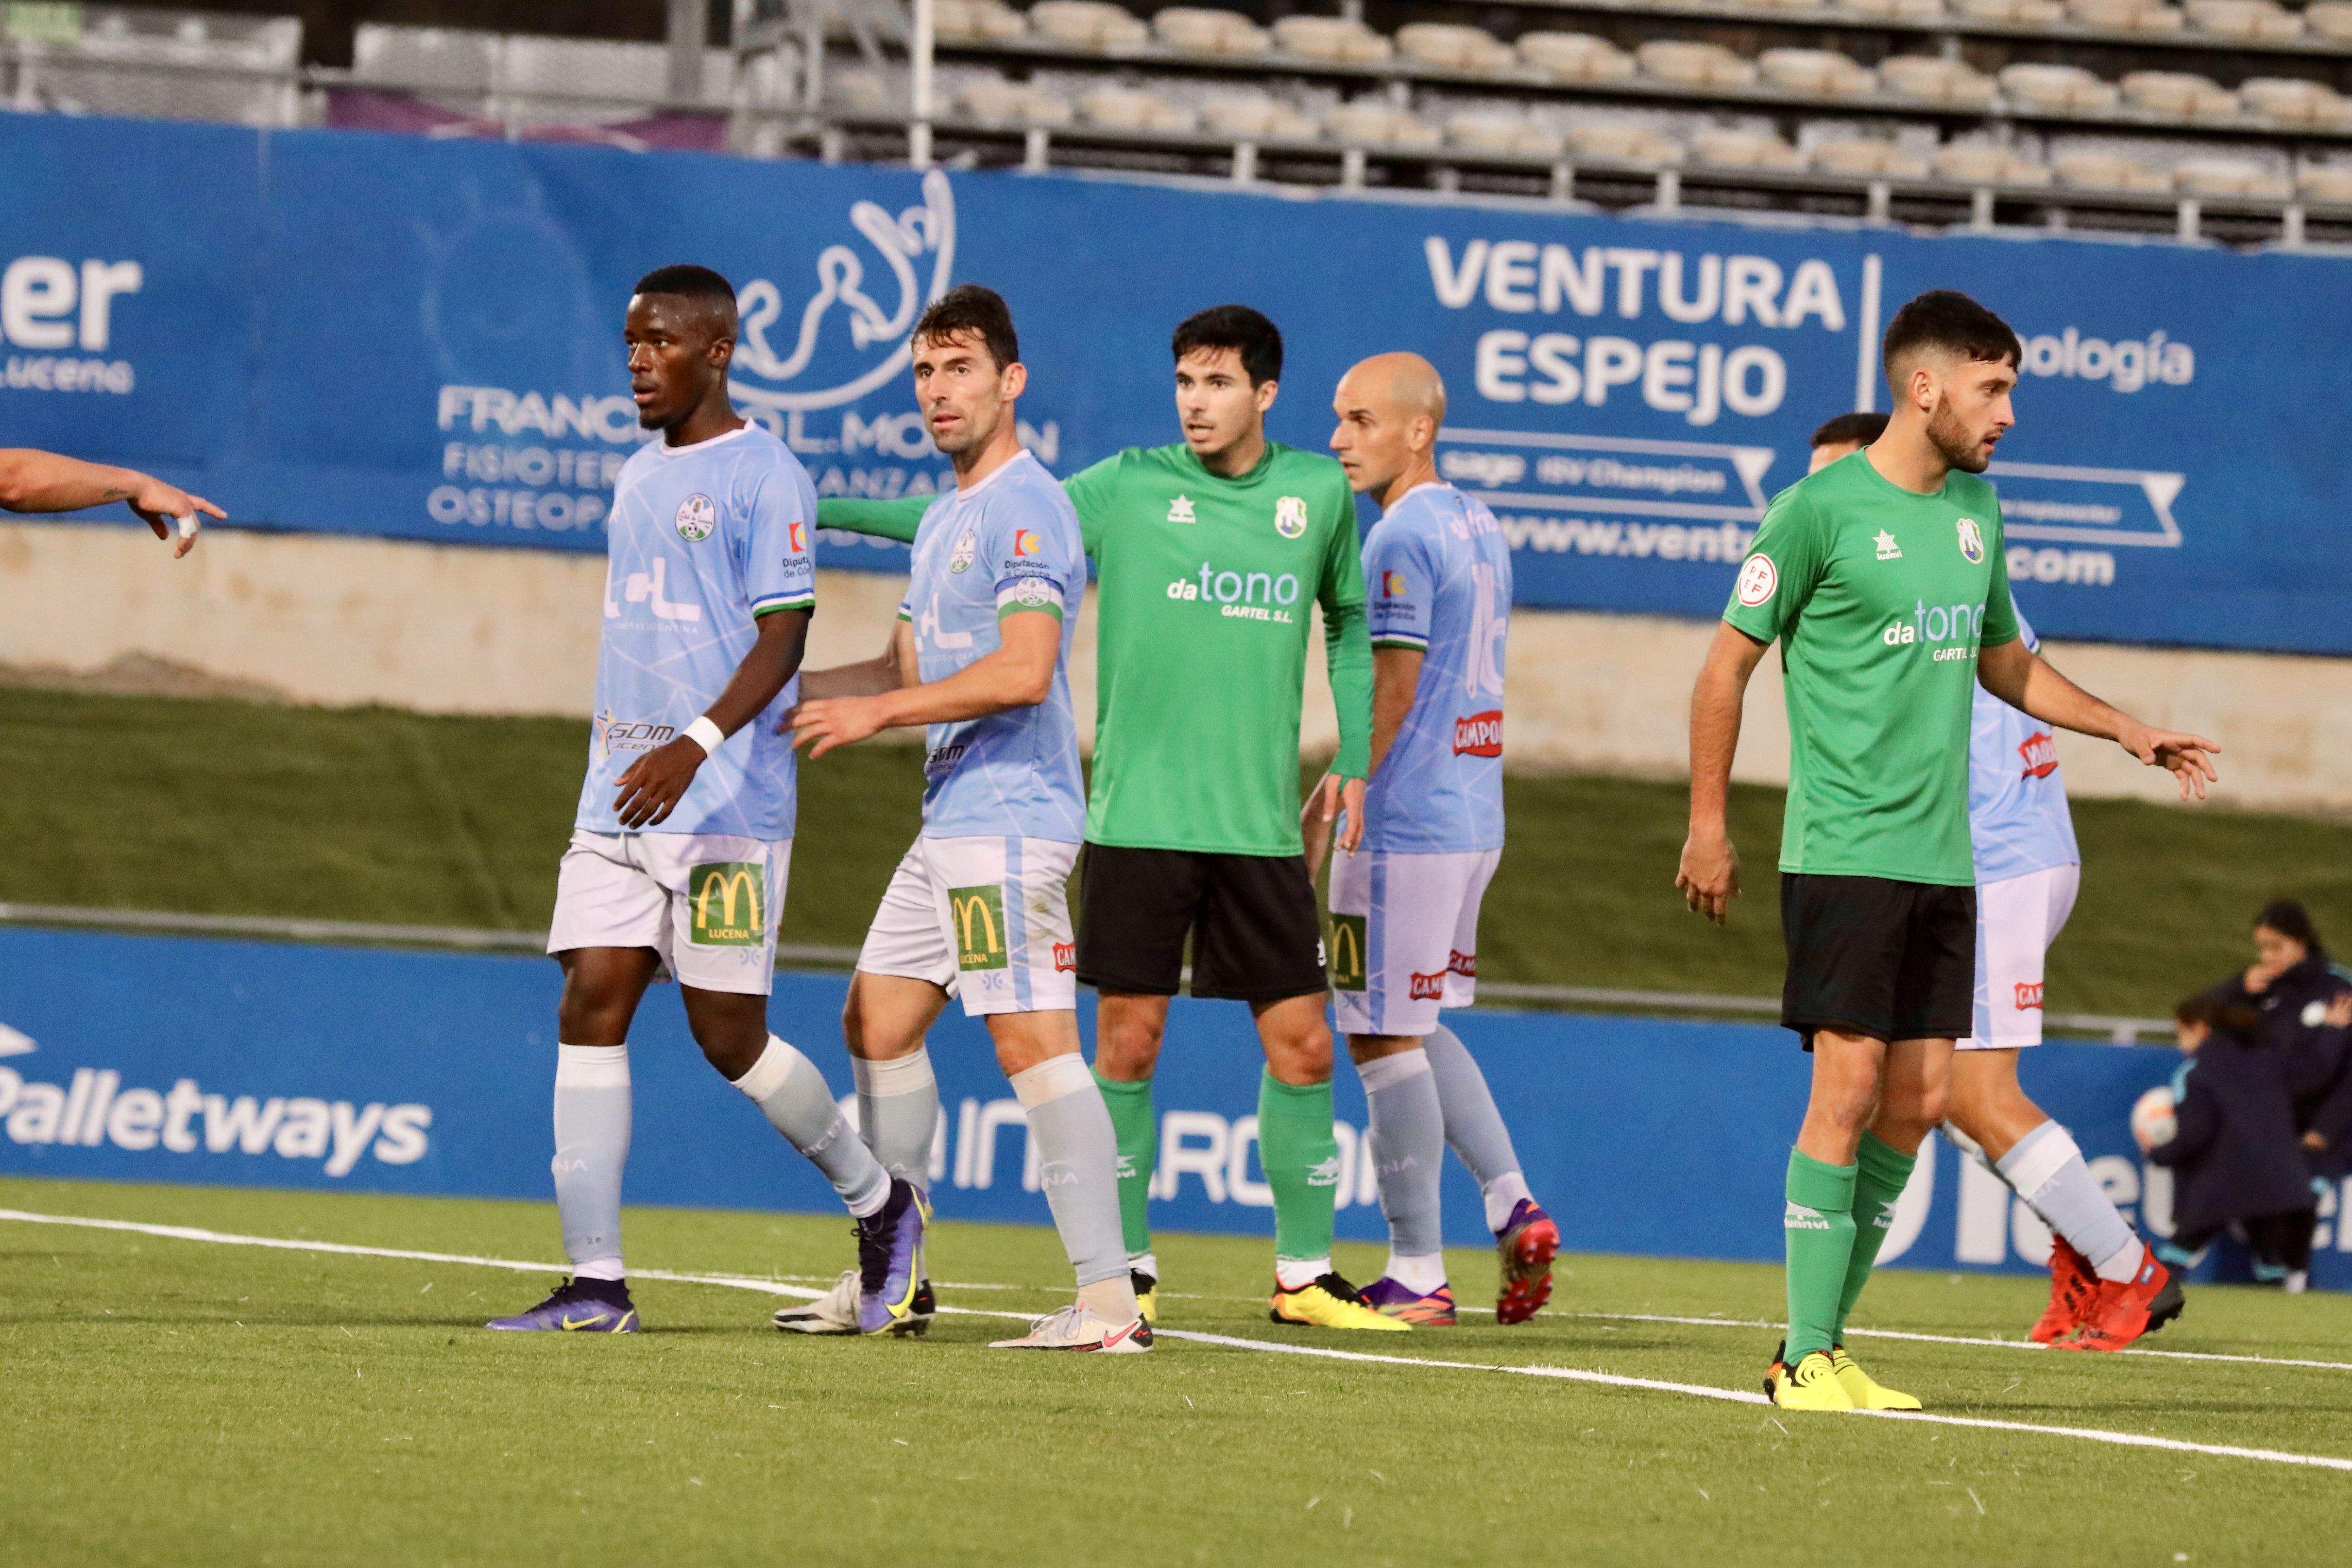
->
xmin=1724 ymin=450 xmax=2019 ymax=887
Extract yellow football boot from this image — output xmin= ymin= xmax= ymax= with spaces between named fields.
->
xmin=1830 ymin=1346 xmax=1922 ymax=1410
xmin=1766 ymin=1346 xmax=1856 ymax=1411
xmin=1132 ymin=1269 xmax=1158 ymax=1325
xmin=1269 ymin=1272 xmax=1411 ymax=1331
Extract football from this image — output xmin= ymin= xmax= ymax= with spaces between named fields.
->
xmin=2132 ymin=1086 xmax=2180 ymax=1149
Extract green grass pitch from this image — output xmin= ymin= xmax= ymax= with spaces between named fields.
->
xmin=4 ymin=1175 xmax=2348 ymax=1567
xmin=11 ymin=684 xmax=2352 ymax=1019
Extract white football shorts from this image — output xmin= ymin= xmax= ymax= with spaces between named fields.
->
xmin=857 ymin=835 xmax=1079 ymax=1017
xmin=1327 ymin=846 xmax=1501 ymax=1037
xmin=547 ymin=829 xmax=790 ymax=995
xmin=1960 ymin=861 xmax=2081 ymax=1050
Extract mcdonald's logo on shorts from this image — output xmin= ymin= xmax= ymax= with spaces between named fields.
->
xmin=689 ymin=862 xmax=766 ymax=946
xmin=948 ymin=884 xmax=1010 ymax=971
xmin=1327 ymin=913 xmax=1367 ymax=993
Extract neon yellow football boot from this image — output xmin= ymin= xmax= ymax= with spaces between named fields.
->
xmin=1269 ymin=1272 xmax=1411 ymax=1331
xmin=1766 ymin=1345 xmax=1856 ymax=1411
xmin=1132 ymin=1268 xmax=1158 ymax=1326
xmin=1830 ymin=1346 xmax=1922 ymax=1410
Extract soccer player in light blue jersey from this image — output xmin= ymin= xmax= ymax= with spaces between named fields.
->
xmin=1808 ymin=415 xmax=2176 ymax=1353
xmin=491 ymin=266 xmax=922 ymax=1336
xmin=778 ymin=286 xmax=1146 ymax=1352
xmin=1311 ymin=352 xmax=1557 ymax=1328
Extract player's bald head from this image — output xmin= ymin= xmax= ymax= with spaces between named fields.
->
xmin=1329 ymin=352 xmax=1448 ymax=501
xmin=1337 ymin=351 xmax=1448 ymax=430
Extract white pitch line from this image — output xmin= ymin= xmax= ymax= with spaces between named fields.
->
xmin=1564 ymin=1310 xmax=2352 ymax=1375
xmin=9 ymin=1207 xmax=2351 ymax=1475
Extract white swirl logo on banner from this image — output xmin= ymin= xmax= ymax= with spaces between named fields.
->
xmin=730 ymin=169 xmax=956 ymax=414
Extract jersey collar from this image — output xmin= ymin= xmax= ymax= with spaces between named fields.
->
xmin=654 ymin=422 xmax=754 ymax=459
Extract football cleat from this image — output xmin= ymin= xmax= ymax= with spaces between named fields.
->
xmin=1132 ymin=1268 xmax=1158 ymax=1325
xmin=1358 ymin=1276 xmax=1458 ymax=1327
xmin=854 ymin=1179 xmax=929 ymax=1336
xmin=988 ymin=1304 xmax=1153 ymax=1353
xmin=2059 ymin=1251 xmax=2184 ymax=1352
xmin=1765 ymin=1344 xmax=1854 ymax=1411
xmin=1268 ymin=1272 xmax=1412 ymax=1331
xmin=773 ymin=1270 xmax=933 ymax=1336
xmin=486 ymin=1276 xmax=639 ymax=1333
xmin=1495 ymin=1198 xmax=1559 ymax=1325
xmin=1830 ymin=1345 xmax=1921 ymax=1410
xmin=2030 ymin=1237 xmax=2098 ymax=1344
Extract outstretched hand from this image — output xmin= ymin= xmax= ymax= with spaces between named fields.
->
xmin=2117 ymin=720 xmax=2221 ymax=801
xmin=127 ymin=475 xmax=224 ymax=559
xmin=784 ymin=695 xmax=889 ymax=759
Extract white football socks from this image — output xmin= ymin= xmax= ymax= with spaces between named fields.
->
xmin=733 ymin=1035 xmax=891 ymax=1219
xmin=552 ymin=1043 xmax=631 ymax=1282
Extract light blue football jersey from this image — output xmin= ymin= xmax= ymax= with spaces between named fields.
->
xmin=574 ymin=423 xmax=817 ymax=841
xmin=1360 ymin=482 xmax=1511 ymax=854
xmin=898 ymin=450 xmax=1087 ymax=843
xmin=1969 ymin=603 xmax=2080 ymax=883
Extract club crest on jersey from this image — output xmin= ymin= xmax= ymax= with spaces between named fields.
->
xmin=1273 ymin=495 xmax=1308 ymax=539
xmin=1167 ymin=494 xmax=1196 ymax=525
xmin=1735 ymin=554 xmax=1778 ymax=607
xmin=949 ymin=530 xmax=977 ymax=573
xmin=675 ymin=494 xmax=716 ymax=542
xmin=1957 ymin=517 xmax=1985 ymax=563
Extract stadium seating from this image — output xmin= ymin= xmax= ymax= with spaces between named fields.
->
xmin=1153 ymin=7 xmax=1271 ymax=54
xmin=1028 ymin=1 xmax=1149 ymax=50
xmin=1516 ymin=32 xmax=1639 ymax=84
xmin=1395 ymin=22 xmax=1517 ymax=74
xmin=1269 ymin=15 xmax=1394 ymax=63
xmin=5 ymin=4 xmax=302 ymax=125
xmin=13 ymin=0 xmax=2352 ymax=249
xmin=937 ymin=0 xmax=1030 ymax=44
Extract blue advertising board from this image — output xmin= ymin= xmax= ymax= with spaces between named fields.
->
xmin=2 ymin=927 xmax=2343 ymax=1289
xmin=2 ymin=115 xmax=2348 ymax=653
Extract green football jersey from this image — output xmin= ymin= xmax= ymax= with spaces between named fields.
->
xmin=1723 ymin=450 xmax=2019 ymax=887
xmin=819 ymin=440 xmax=1372 ymax=856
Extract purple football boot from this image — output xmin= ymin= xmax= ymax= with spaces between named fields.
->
xmin=855 ymin=1178 xmax=929 ymax=1335
xmin=486 ymin=1276 xmax=639 ymax=1332
xmin=1359 ymin=1275 xmax=1458 ymax=1327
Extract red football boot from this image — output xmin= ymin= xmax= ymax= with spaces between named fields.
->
xmin=2030 ymin=1237 xmax=2097 ymax=1344
xmin=1495 ymin=1199 xmax=1559 ymax=1325
xmin=2059 ymin=1249 xmax=2185 ymax=1352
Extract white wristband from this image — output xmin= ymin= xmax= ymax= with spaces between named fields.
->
xmin=683 ymin=716 xmax=726 ymax=757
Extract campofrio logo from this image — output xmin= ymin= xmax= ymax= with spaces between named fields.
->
xmin=727 ymin=171 xmax=957 ymax=416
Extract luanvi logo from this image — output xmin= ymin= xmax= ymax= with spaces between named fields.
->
xmin=0 ymin=1028 xmax=430 ymax=1175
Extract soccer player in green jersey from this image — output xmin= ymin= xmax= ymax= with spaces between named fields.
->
xmin=819 ymin=305 xmax=1399 ymax=1331
xmin=1676 ymin=290 xmax=2219 ymax=1412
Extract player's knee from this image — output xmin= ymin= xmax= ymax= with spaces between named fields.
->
xmin=839 ymin=991 xmax=869 ymax=1057
xmin=1096 ymin=1015 xmax=1164 ymax=1078
xmin=1267 ymin=1021 xmax=1334 ymax=1084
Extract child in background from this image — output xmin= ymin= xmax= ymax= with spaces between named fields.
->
xmin=2143 ymin=995 xmax=2321 ymax=1291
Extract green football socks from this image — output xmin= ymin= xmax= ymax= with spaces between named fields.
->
xmin=1783 ymin=1148 xmax=1858 ymax=1362
xmin=1093 ymin=1071 xmax=1157 ymax=1260
xmin=1834 ymin=1132 xmax=1918 ymax=1345
xmin=1258 ymin=1072 xmax=1340 ymax=1263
